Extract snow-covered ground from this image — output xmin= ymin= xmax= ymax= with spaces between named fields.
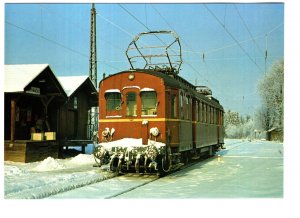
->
xmin=1 ymin=138 xmax=298 ymax=218
xmin=3 ymin=138 xmax=281 ymax=199
xmin=4 ymin=153 xmax=115 ymax=199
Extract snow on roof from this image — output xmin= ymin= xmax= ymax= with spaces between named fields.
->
xmin=140 ymin=87 xmax=155 ymax=92
xmin=57 ymin=75 xmax=90 ymax=97
xmin=4 ymin=64 xmax=49 ymax=92
xmin=105 ymin=89 xmax=121 ymax=93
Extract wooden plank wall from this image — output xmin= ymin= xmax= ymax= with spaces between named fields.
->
xmin=4 ymin=141 xmax=59 ymax=163
xmin=4 ymin=141 xmax=26 ymax=162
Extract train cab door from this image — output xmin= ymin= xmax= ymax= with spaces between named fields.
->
xmin=123 ymin=88 xmax=140 ymax=139
xmin=141 ymin=88 xmax=159 ymax=144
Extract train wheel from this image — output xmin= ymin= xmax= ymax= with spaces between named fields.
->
xmin=93 ymin=157 xmax=102 ymax=167
xmin=135 ymin=158 xmax=140 ymax=173
xmin=144 ymin=157 xmax=148 ymax=173
xmin=181 ymin=151 xmax=190 ymax=165
xmin=116 ymin=159 xmax=122 ymax=174
xmin=93 ymin=146 xmax=102 ymax=167
xmin=110 ymin=157 xmax=119 ymax=173
xmin=160 ymin=147 xmax=172 ymax=175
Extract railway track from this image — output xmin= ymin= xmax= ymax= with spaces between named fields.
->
xmin=49 ymin=152 xmax=217 ymax=199
xmin=49 ymin=140 xmax=245 ymax=199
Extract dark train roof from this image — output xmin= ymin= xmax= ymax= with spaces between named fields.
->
xmin=102 ymin=69 xmax=223 ymax=110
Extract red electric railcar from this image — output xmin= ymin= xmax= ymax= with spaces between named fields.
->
xmin=93 ymin=31 xmax=224 ymax=175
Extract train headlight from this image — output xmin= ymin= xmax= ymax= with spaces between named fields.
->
xmin=150 ymin=127 xmax=160 ymax=137
xmin=128 ymin=73 xmax=135 ymax=81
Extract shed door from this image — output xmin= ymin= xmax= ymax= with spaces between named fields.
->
xmin=67 ymin=110 xmax=77 ymax=138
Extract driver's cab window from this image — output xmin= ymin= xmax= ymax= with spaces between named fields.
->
xmin=105 ymin=91 xmax=122 ymax=116
xmin=141 ymin=91 xmax=157 ymax=116
xmin=126 ymin=92 xmax=137 ymax=117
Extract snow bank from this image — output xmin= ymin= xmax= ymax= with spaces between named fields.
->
xmin=5 ymin=165 xmax=23 ymax=176
xmin=33 ymin=157 xmax=65 ymax=171
xmin=68 ymin=154 xmax=95 ymax=165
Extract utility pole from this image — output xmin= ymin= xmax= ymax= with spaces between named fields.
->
xmin=90 ymin=3 xmax=97 ymax=86
xmin=88 ymin=3 xmax=98 ymax=139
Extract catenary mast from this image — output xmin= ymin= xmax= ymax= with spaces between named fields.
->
xmin=88 ymin=3 xmax=98 ymax=139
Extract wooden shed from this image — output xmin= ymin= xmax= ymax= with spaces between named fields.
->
xmin=57 ymin=76 xmax=98 ymax=153
xmin=4 ymin=64 xmax=67 ymax=162
xmin=267 ymin=127 xmax=283 ymax=142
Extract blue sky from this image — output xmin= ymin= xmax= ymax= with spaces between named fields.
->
xmin=4 ymin=3 xmax=284 ymax=116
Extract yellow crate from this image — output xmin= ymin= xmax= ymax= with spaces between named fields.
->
xmin=45 ymin=132 xmax=56 ymax=140
xmin=31 ymin=133 xmax=44 ymax=141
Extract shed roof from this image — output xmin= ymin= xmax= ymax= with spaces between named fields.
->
xmin=57 ymin=76 xmax=97 ymax=97
xmin=4 ymin=64 xmax=49 ymax=92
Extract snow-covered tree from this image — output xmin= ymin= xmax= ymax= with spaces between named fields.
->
xmin=257 ymin=59 xmax=284 ymax=131
xmin=255 ymin=104 xmax=274 ymax=131
xmin=224 ymin=110 xmax=241 ymax=127
xmin=224 ymin=110 xmax=254 ymax=139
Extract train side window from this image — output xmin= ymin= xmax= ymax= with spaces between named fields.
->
xmin=180 ymin=93 xmax=184 ymax=119
xmin=214 ymin=108 xmax=216 ymax=124
xmin=212 ymin=108 xmax=214 ymax=124
xmin=195 ymin=100 xmax=199 ymax=121
xmin=208 ymin=106 xmax=210 ymax=124
xmin=141 ymin=91 xmax=157 ymax=116
xmin=207 ymin=105 xmax=210 ymax=124
xmin=211 ymin=107 xmax=214 ymax=124
xmin=105 ymin=92 xmax=122 ymax=112
xmin=126 ymin=92 xmax=137 ymax=117
xmin=171 ymin=94 xmax=178 ymax=118
xmin=220 ymin=111 xmax=224 ymax=125
xmin=186 ymin=96 xmax=190 ymax=120
xmin=199 ymin=102 xmax=202 ymax=122
xmin=203 ymin=103 xmax=206 ymax=123
xmin=211 ymin=107 xmax=213 ymax=124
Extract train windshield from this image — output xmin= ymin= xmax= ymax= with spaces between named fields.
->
xmin=105 ymin=92 xmax=122 ymax=112
xmin=141 ymin=91 xmax=157 ymax=116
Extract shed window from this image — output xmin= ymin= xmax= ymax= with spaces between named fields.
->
xmin=126 ymin=92 xmax=137 ymax=116
xmin=74 ymin=97 xmax=78 ymax=109
xmin=105 ymin=92 xmax=122 ymax=111
xmin=141 ymin=91 xmax=157 ymax=115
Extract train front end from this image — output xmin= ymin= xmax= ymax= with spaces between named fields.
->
xmin=93 ymin=70 xmax=171 ymax=174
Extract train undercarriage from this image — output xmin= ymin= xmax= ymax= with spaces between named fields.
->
xmin=93 ymin=138 xmax=223 ymax=175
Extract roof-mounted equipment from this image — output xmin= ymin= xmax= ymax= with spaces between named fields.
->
xmin=126 ymin=30 xmax=182 ymax=74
